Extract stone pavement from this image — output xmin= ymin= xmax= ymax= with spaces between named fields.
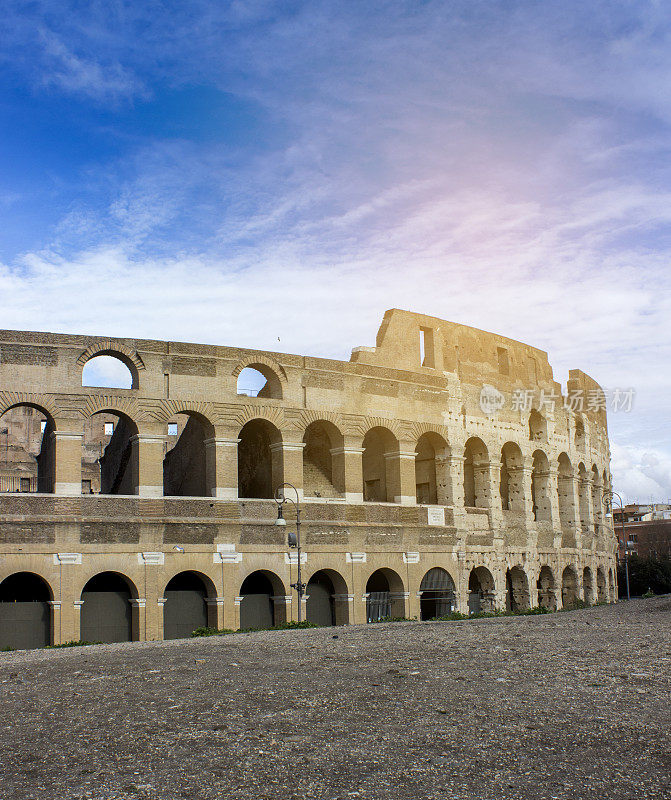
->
xmin=1 ymin=597 xmax=670 ymax=800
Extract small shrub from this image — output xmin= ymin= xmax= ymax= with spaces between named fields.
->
xmin=642 ymin=587 xmax=655 ymax=598
xmin=46 ymin=640 xmax=102 ymax=648
xmin=191 ymin=620 xmax=319 ymax=638
xmin=0 ymin=646 xmax=15 ymax=652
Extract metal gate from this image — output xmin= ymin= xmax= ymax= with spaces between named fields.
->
xmin=80 ymin=590 xmax=131 ymax=643
xmin=366 ymin=591 xmax=391 ymax=622
xmin=306 ymin=581 xmax=334 ymax=626
xmin=163 ymin=590 xmax=207 ymax=639
xmin=239 ymin=593 xmax=273 ymax=629
xmin=0 ymin=602 xmax=49 ymax=650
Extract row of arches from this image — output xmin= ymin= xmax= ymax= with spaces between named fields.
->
xmin=0 ymin=563 xmax=615 ymax=649
xmin=1 ymin=403 xmax=608 ymax=518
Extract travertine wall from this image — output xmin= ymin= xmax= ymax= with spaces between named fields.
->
xmin=0 ymin=309 xmax=617 ymax=644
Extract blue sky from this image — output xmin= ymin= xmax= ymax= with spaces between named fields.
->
xmin=1 ymin=0 xmax=671 ymax=502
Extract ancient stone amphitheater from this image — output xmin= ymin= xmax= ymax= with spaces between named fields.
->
xmin=0 ymin=309 xmax=617 ymax=648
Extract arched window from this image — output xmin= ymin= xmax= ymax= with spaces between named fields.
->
xmin=415 ymin=432 xmax=448 ymax=505
xmin=468 ymin=566 xmax=495 ymax=613
xmin=236 ymin=365 xmax=282 ymax=399
xmin=419 ymin=567 xmax=455 ymax=619
xmin=92 ymin=411 xmax=140 ymax=495
xmin=0 ymin=404 xmax=55 ymax=493
xmin=537 ymin=566 xmax=556 ymax=610
xmin=303 ymin=421 xmax=344 ymax=498
xmin=238 ymin=419 xmax=283 ymax=498
xmin=505 ymin=566 xmax=530 ymax=611
xmin=365 ymin=568 xmax=405 ymax=621
xmin=528 ymin=409 xmax=547 ymax=442
xmin=362 ymin=427 xmax=400 ymax=503
xmin=463 ymin=438 xmax=488 ymax=508
xmin=562 ymin=566 xmax=578 ymax=608
xmin=82 ymin=355 xmax=136 ymax=389
xmin=163 ymin=413 xmax=215 ymax=497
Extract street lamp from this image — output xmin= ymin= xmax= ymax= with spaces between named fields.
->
xmin=274 ymin=482 xmax=306 ymax=621
xmin=603 ymin=490 xmax=630 ymax=600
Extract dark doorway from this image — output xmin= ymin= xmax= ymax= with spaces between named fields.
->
xmin=164 ymin=572 xmax=208 ymax=639
xmin=239 ymin=572 xmax=275 ymax=629
xmin=0 ymin=572 xmax=51 ymax=650
xmin=306 ymin=571 xmax=335 ymax=626
xmin=80 ymin=572 xmax=133 ymax=643
xmin=366 ymin=570 xmax=391 ymax=622
xmin=419 ymin=567 xmax=455 ymax=620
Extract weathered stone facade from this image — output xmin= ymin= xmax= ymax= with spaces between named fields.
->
xmin=0 ymin=309 xmax=617 ymax=647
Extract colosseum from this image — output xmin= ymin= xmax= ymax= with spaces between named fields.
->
xmin=0 ymin=309 xmax=617 ymax=648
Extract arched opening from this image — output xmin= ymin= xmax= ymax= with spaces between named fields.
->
xmin=608 ymin=568 xmax=615 ymax=601
xmin=236 ymin=365 xmax=282 ymax=399
xmin=303 ymin=421 xmax=344 ymax=498
xmin=561 ymin=566 xmax=578 ymax=608
xmin=583 ymin=566 xmax=594 ymax=604
xmin=0 ymin=572 xmax=52 ymax=650
xmin=506 ymin=566 xmax=530 ymax=611
xmin=528 ymin=409 xmax=547 ymax=442
xmin=577 ymin=463 xmax=590 ymax=531
xmin=82 ymin=354 xmax=136 ymax=390
xmin=238 ymin=419 xmax=282 ymax=499
xmin=80 ymin=572 xmax=136 ymax=643
xmin=536 ymin=565 xmax=556 ymax=610
xmin=419 ymin=567 xmax=455 ymax=619
xmin=306 ymin=569 xmax=348 ymax=626
xmin=163 ymin=412 xmax=215 ymax=497
xmin=239 ymin=571 xmax=284 ymax=629
xmin=558 ymin=453 xmax=575 ymax=542
xmin=591 ymin=465 xmax=602 ymax=529
xmin=365 ymin=568 xmax=404 ymax=622
xmin=0 ymin=404 xmax=55 ymax=493
xmin=531 ymin=450 xmax=551 ymax=522
xmin=94 ymin=411 xmax=140 ymax=495
xmin=468 ymin=566 xmax=495 ymax=613
xmin=362 ymin=427 xmax=400 ymax=503
xmin=596 ymin=567 xmax=607 ymax=603
xmin=463 ymin=438 xmax=489 ymax=508
xmin=500 ymin=442 xmax=523 ymax=512
xmin=163 ymin=571 xmax=212 ymax=639
xmin=574 ymin=417 xmax=586 ymax=451
xmin=415 ymin=432 xmax=448 ymax=505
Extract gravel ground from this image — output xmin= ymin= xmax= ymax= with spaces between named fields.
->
xmin=1 ymin=597 xmax=670 ymax=800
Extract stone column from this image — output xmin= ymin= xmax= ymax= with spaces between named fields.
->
xmin=558 ymin=472 xmax=581 ymax=545
xmin=454 ymin=553 xmax=469 ymax=614
xmin=331 ymin=441 xmax=364 ymax=503
xmin=157 ymin=597 xmax=167 ymax=640
xmin=545 ymin=465 xmax=561 ymax=528
xmin=52 ymin=424 xmax=84 ymax=495
xmin=73 ymin=599 xmax=84 ymax=641
xmin=579 ymin=474 xmax=595 ymax=534
xmin=508 ymin=464 xmax=534 ymax=521
xmin=206 ymin=597 xmax=225 ymax=629
xmin=269 ymin=439 xmax=305 ymax=499
xmin=132 ymin=434 xmax=166 ymax=497
xmin=272 ymin=595 xmax=292 ymax=625
xmin=332 ymin=594 xmax=353 ymax=626
xmin=130 ymin=598 xmax=147 ymax=641
xmin=204 ymin=435 xmax=240 ymax=499
xmin=384 ymin=444 xmax=417 ymax=504
xmin=47 ymin=600 xmax=62 ymax=645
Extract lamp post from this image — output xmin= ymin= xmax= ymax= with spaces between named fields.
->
xmin=603 ymin=490 xmax=630 ymax=600
xmin=274 ymin=482 xmax=306 ymax=622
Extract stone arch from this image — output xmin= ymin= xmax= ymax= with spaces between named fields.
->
xmin=77 ymin=343 xmax=143 ymax=390
xmin=239 ymin=569 xmax=286 ymax=629
xmin=506 ymin=565 xmax=530 ymax=611
xmin=531 ymin=449 xmax=552 ymax=522
xmin=163 ymin=410 xmax=216 ymax=498
xmin=537 ymin=565 xmax=556 ymax=610
xmin=591 ymin=464 xmax=603 ymax=527
xmin=0 ymin=399 xmax=58 ymax=493
xmin=305 ymin=568 xmax=349 ymax=626
xmin=89 ymin=409 xmax=140 ymax=496
xmin=80 ymin=571 xmax=139 ymax=643
xmin=303 ymin=419 xmax=344 ymax=498
xmin=463 ymin=437 xmax=489 ymax=508
xmin=558 ymin=452 xmax=576 ymax=541
xmin=561 ymin=565 xmax=578 ymax=608
xmin=583 ymin=566 xmax=594 ymax=604
xmin=362 ymin=426 xmax=400 ymax=503
xmin=415 ymin=431 xmax=449 ymax=505
xmin=162 ymin=570 xmax=216 ymax=639
xmin=0 ymin=571 xmax=54 ymax=650
xmin=238 ymin=418 xmax=283 ymax=499
xmin=468 ymin=566 xmax=495 ymax=613
xmin=419 ymin=567 xmax=456 ymax=619
xmin=500 ymin=442 xmax=524 ymax=512
xmin=233 ymin=355 xmax=287 ymax=400
xmin=365 ymin=567 xmax=405 ymax=621
xmin=528 ymin=409 xmax=547 ymax=442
